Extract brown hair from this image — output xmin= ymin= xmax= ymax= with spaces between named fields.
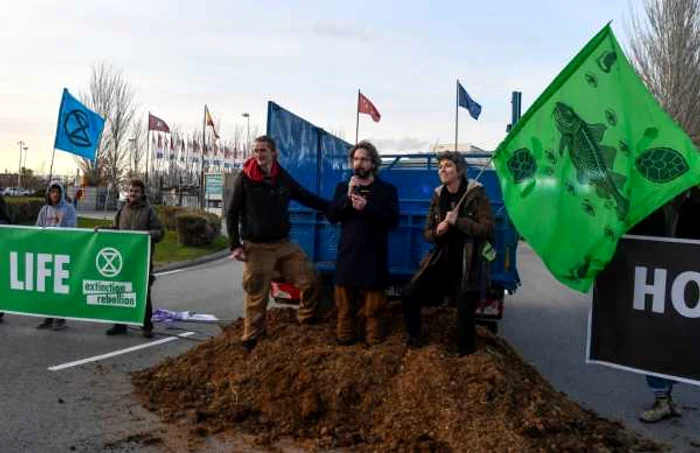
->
xmin=437 ymin=151 xmax=468 ymax=176
xmin=129 ymin=178 xmax=146 ymax=192
xmin=254 ymin=135 xmax=277 ymax=152
xmin=349 ymin=140 xmax=381 ymax=173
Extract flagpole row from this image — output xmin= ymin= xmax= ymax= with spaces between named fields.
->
xmin=200 ymin=105 xmax=206 ymax=210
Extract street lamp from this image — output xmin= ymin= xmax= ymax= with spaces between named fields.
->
xmin=241 ymin=113 xmax=250 ymax=158
xmin=128 ymin=137 xmax=136 ymax=177
xmin=17 ymin=141 xmax=28 ymax=188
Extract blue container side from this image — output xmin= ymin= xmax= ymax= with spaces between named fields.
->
xmin=268 ymin=101 xmax=520 ymax=292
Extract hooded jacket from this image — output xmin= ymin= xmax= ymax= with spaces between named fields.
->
xmin=412 ymin=178 xmax=495 ymax=293
xmin=226 ymin=158 xmax=329 ymax=248
xmin=36 ymin=181 xmax=77 ymax=228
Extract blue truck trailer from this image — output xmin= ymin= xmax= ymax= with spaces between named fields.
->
xmin=266 ymin=101 xmax=520 ymax=331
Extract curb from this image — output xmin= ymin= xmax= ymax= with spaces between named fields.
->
xmin=154 ymin=249 xmax=230 ymax=274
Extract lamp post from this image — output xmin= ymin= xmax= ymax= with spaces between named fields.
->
xmin=127 ymin=137 xmax=136 ymax=177
xmin=17 ymin=141 xmax=27 ymax=188
xmin=241 ymin=113 xmax=250 ymax=158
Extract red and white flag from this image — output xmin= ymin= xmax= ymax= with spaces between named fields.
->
xmin=148 ymin=113 xmax=170 ymax=133
xmin=358 ymin=92 xmax=381 ymax=122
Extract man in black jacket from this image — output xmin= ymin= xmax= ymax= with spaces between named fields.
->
xmin=326 ymin=141 xmax=399 ymax=346
xmin=227 ymin=135 xmax=329 ymax=351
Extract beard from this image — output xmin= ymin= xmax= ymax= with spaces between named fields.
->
xmin=353 ymin=168 xmax=371 ymax=179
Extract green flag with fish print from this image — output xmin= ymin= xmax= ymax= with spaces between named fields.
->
xmin=493 ymin=24 xmax=700 ymax=292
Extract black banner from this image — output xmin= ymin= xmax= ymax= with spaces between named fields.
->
xmin=588 ymin=235 xmax=700 ymax=386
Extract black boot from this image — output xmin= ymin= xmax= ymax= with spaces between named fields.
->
xmin=37 ymin=318 xmax=54 ymax=329
xmin=406 ymin=335 xmax=423 ymax=349
xmin=242 ymin=338 xmax=258 ymax=352
xmin=106 ymin=324 xmax=128 ymax=336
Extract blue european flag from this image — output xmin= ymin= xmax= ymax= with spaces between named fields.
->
xmin=457 ymin=82 xmax=482 ymax=120
xmin=54 ymin=88 xmax=105 ymax=160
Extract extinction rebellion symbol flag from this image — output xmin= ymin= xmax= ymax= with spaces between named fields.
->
xmin=54 ymin=88 xmax=106 ymax=161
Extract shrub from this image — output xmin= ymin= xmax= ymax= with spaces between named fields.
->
xmin=176 ymin=214 xmax=218 ymax=246
xmin=203 ymin=212 xmax=222 ymax=237
xmin=6 ymin=197 xmax=45 ymax=225
xmin=156 ymin=205 xmax=198 ymax=230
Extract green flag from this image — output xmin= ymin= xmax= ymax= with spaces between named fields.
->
xmin=493 ymin=24 xmax=700 ymax=293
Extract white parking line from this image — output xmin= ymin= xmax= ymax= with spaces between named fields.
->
xmin=48 ymin=331 xmax=195 ymax=371
xmin=154 ymin=268 xmax=188 ymax=277
xmin=154 ymin=256 xmax=229 ymax=277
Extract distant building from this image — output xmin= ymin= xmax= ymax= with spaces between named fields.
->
xmin=429 ymin=143 xmax=493 ymax=168
xmin=429 ymin=143 xmax=488 ymax=154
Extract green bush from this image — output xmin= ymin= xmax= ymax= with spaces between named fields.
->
xmin=155 ymin=206 xmax=198 ymax=230
xmin=6 ymin=197 xmax=45 ymax=225
xmin=176 ymin=213 xmax=218 ymax=246
xmin=203 ymin=212 xmax=222 ymax=237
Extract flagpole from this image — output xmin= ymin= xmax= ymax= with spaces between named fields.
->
xmin=455 ymin=80 xmax=459 ymax=153
xmin=355 ymin=89 xmax=360 ymax=145
xmin=48 ymin=148 xmax=57 ymax=183
xmin=200 ymin=105 xmax=206 ymax=209
xmin=146 ymin=112 xmax=150 ymax=193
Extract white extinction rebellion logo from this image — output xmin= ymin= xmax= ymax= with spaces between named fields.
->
xmin=95 ymin=248 xmax=123 ymax=278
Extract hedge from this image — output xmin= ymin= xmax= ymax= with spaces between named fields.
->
xmin=155 ymin=205 xmax=199 ymax=230
xmin=5 ymin=197 xmax=45 ymax=225
xmin=175 ymin=213 xmax=219 ymax=246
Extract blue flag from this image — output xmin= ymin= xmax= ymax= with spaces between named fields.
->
xmin=457 ymin=82 xmax=482 ymax=120
xmin=54 ymin=89 xmax=105 ymax=160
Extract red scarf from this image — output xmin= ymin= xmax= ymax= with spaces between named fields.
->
xmin=243 ymin=158 xmax=279 ymax=182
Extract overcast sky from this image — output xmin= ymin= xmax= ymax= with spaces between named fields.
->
xmin=0 ymin=0 xmax=635 ymax=176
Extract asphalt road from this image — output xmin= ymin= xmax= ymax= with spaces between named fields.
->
xmin=0 ymin=246 xmax=698 ymax=452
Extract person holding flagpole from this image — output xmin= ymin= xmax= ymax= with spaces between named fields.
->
xmin=35 ymin=181 xmax=77 ymax=331
xmin=402 ymin=151 xmax=494 ymax=356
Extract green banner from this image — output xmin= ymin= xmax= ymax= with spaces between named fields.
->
xmin=493 ymin=24 xmax=700 ymax=293
xmin=0 ymin=225 xmax=150 ymax=325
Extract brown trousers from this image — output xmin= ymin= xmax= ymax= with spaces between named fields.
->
xmin=334 ymin=286 xmax=387 ymax=345
xmin=242 ymin=240 xmax=319 ymax=341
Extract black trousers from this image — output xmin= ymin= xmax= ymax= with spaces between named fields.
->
xmin=402 ymin=263 xmax=476 ymax=355
xmin=113 ymin=277 xmax=154 ymax=330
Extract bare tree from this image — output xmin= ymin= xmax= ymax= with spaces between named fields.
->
xmin=628 ymin=0 xmax=700 ymax=144
xmin=129 ymin=113 xmax=147 ymax=178
xmin=77 ymin=63 xmax=136 ymax=187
